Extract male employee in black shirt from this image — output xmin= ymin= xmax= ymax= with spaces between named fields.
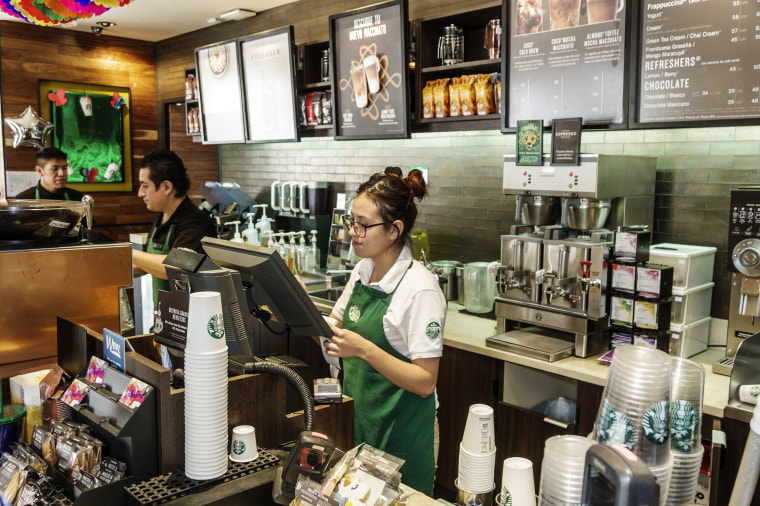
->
xmin=132 ymin=149 xmax=217 ymax=305
xmin=16 ymin=147 xmax=84 ymax=201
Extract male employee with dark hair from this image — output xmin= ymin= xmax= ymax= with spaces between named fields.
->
xmin=132 ymin=149 xmax=217 ymax=304
xmin=16 ymin=147 xmax=84 ymax=201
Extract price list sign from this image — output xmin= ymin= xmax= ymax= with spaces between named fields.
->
xmin=637 ymin=0 xmax=760 ymax=123
xmin=506 ymin=0 xmax=628 ymax=129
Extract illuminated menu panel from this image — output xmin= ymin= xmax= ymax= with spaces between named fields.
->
xmin=638 ymin=0 xmax=760 ymax=123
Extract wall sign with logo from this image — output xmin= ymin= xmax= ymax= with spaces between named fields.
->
xmin=551 ymin=117 xmax=582 ymax=166
xmin=329 ymin=0 xmax=410 ymax=140
xmin=239 ymin=26 xmax=300 ymax=143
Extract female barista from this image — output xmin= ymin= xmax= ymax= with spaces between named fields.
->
xmin=325 ymin=167 xmax=446 ymax=496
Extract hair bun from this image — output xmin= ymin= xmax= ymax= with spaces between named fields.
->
xmin=406 ymin=168 xmax=427 ymax=200
xmin=384 ymin=166 xmax=404 ymax=178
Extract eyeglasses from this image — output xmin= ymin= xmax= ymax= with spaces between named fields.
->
xmin=341 ymin=214 xmax=387 ymax=238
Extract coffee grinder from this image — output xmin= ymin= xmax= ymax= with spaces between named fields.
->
xmin=493 ymin=154 xmax=656 ymax=358
xmin=714 ymin=187 xmax=760 ymax=375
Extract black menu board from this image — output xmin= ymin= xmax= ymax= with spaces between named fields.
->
xmin=329 ymin=0 xmax=410 ymax=140
xmin=637 ymin=0 xmax=760 ymax=124
xmin=505 ymin=0 xmax=628 ymax=129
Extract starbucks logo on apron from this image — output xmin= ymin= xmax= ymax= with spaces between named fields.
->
xmin=348 ymin=304 xmax=361 ymax=323
xmin=425 ymin=322 xmax=442 ymax=340
xmin=642 ymin=401 xmax=669 ymax=445
xmin=595 ymin=399 xmax=637 ymax=449
xmin=670 ymin=400 xmax=698 ymax=452
xmin=207 ymin=314 xmax=225 ymax=339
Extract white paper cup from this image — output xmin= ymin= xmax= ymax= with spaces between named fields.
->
xmin=185 ymin=292 xmax=227 ymax=355
xmin=462 ymin=404 xmax=495 ymax=454
xmin=499 ymin=457 xmax=535 ymax=506
xmin=229 ymin=425 xmax=259 ymax=462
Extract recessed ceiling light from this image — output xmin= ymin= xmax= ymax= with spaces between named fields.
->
xmin=97 ymin=21 xmax=116 ymax=28
xmin=219 ymin=8 xmax=256 ymax=21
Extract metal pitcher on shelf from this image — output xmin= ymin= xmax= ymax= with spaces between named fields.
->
xmin=437 ymin=24 xmax=464 ymax=66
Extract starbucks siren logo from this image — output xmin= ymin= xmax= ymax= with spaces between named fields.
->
xmin=642 ymin=401 xmax=669 ymax=445
xmin=207 ymin=313 xmax=225 ymax=340
xmin=500 ymin=486 xmax=513 ymax=506
xmin=670 ymin=400 xmax=698 ymax=452
xmin=425 ymin=322 xmax=442 ymax=340
xmin=232 ymin=440 xmax=246 ymax=456
xmin=595 ymin=399 xmax=637 ymax=450
xmin=348 ymin=304 xmax=361 ymax=323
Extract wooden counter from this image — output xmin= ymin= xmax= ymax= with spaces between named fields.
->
xmin=441 ymin=303 xmax=730 ymax=418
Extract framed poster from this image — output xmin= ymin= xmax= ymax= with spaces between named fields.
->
xmin=516 ymin=120 xmax=543 ymax=166
xmin=195 ymin=40 xmax=246 ymax=144
xmin=551 ymin=117 xmax=582 ymax=166
xmin=502 ymin=0 xmax=629 ymax=131
xmin=39 ymin=80 xmax=133 ymax=192
xmin=329 ymin=0 xmax=410 ymax=140
xmin=239 ymin=26 xmax=300 ymax=143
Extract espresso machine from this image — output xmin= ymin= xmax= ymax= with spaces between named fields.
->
xmin=493 ymin=154 xmax=657 ymax=358
xmin=713 ymin=187 xmax=760 ymax=375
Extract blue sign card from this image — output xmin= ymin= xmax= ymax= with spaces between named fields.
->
xmin=103 ymin=328 xmax=126 ymax=372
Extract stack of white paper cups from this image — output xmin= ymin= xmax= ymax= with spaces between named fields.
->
xmin=592 ymin=345 xmax=673 ymax=505
xmin=457 ymin=404 xmax=496 ymax=496
xmin=667 ymin=357 xmax=705 ymax=506
xmin=184 ymin=291 xmax=229 ymax=480
xmin=538 ymin=435 xmax=593 ymax=505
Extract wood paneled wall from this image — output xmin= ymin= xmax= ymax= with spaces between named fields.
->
xmin=0 ymin=21 xmax=157 ymax=241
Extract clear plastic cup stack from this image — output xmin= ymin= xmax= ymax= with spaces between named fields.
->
xmin=457 ymin=404 xmax=496 ymax=495
xmin=538 ymin=435 xmax=593 ymax=506
xmin=667 ymin=357 xmax=705 ymax=505
xmin=183 ymin=291 xmax=229 ymax=480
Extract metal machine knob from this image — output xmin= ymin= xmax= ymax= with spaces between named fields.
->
xmin=733 ymin=238 xmax=760 ymax=277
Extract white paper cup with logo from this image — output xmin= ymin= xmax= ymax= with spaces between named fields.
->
xmin=462 ymin=404 xmax=495 ymax=454
xmin=498 ymin=457 xmax=535 ymax=506
xmin=79 ymin=96 xmax=93 ymax=116
xmin=229 ymin=425 xmax=258 ymax=462
xmin=185 ymin=291 xmax=227 ymax=355
xmin=104 ymin=162 xmax=120 ymax=180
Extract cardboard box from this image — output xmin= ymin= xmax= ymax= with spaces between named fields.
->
xmin=10 ymin=369 xmax=52 ymax=443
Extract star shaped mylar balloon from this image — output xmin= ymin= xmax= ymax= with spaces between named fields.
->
xmin=4 ymin=106 xmax=55 ymax=149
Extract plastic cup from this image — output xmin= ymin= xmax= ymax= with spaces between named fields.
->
xmin=462 ymin=404 xmax=495 ymax=454
xmin=499 ymin=457 xmax=535 ymax=506
xmin=229 ymin=425 xmax=259 ymax=462
xmin=185 ymin=291 xmax=227 ymax=355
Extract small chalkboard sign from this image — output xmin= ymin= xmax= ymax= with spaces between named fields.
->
xmin=551 ymin=117 xmax=582 ymax=166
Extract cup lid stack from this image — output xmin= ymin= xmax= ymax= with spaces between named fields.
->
xmin=184 ymin=291 xmax=229 ymax=481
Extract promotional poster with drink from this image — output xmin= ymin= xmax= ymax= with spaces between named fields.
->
xmin=507 ymin=0 xmax=628 ymax=128
xmin=330 ymin=0 xmax=409 ymax=139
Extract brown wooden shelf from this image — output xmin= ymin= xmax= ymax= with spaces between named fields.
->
xmin=302 ymin=81 xmax=331 ymax=90
xmin=417 ymin=113 xmax=500 ymax=123
xmin=421 ymin=59 xmax=500 ymax=75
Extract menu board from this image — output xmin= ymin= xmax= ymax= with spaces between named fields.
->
xmin=506 ymin=0 xmax=628 ymax=128
xmin=329 ymin=0 xmax=409 ymax=140
xmin=637 ymin=0 xmax=760 ymax=124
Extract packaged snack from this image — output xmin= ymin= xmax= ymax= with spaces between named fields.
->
xmin=298 ymin=94 xmax=307 ymax=127
xmin=0 ymin=454 xmax=25 ymax=503
xmin=31 ymin=425 xmax=57 ymax=467
xmin=96 ymin=457 xmax=127 ymax=484
xmin=433 ymin=79 xmax=450 ymax=118
xmin=312 ymin=91 xmax=323 ymax=125
xmin=474 ymin=74 xmax=496 ymax=115
xmin=449 ymin=77 xmax=461 ymax=117
xmin=11 ymin=443 xmax=48 ymax=474
xmin=422 ymin=81 xmax=435 ymax=119
xmin=458 ymin=75 xmax=477 ymax=116
xmin=496 ymin=75 xmax=502 ymax=114
xmin=335 ymin=445 xmax=404 ymax=506
xmin=76 ymin=432 xmax=103 ymax=474
xmin=76 ymin=470 xmax=101 ymax=491
xmin=56 ymin=438 xmax=88 ymax=481
xmin=305 ymin=93 xmax=316 ymax=125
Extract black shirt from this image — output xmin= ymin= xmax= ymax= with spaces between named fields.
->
xmin=148 ymin=196 xmax=217 ymax=254
xmin=16 ymin=182 xmax=84 ymax=201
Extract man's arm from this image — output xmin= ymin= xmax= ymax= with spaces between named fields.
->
xmin=132 ymin=249 xmax=169 ymax=280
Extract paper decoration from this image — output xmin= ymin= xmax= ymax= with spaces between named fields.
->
xmin=48 ymin=87 xmax=68 ymax=106
xmin=111 ymin=92 xmax=126 ymax=108
xmin=4 ymin=105 xmax=54 ymax=149
xmin=0 ymin=0 xmax=134 ymax=26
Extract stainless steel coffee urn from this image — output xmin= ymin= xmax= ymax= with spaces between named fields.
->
xmin=494 ymin=154 xmax=657 ymax=358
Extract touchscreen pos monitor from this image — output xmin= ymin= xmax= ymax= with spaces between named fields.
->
xmin=581 ymin=443 xmax=659 ymax=506
xmin=201 ymin=237 xmax=332 ymax=338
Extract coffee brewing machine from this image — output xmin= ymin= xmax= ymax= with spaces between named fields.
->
xmin=712 ymin=187 xmax=760 ymax=376
xmin=493 ymin=154 xmax=656 ymax=358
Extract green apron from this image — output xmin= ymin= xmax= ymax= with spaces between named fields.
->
xmin=342 ymin=263 xmax=436 ymax=497
xmin=147 ymin=223 xmax=174 ymax=306
xmin=36 ymin=187 xmax=70 ymax=200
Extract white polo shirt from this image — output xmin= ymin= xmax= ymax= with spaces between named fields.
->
xmin=332 ymin=245 xmax=446 ymax=361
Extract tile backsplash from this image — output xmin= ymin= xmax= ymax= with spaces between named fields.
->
xmin=221 ymin=125 xmax=760 ymax=320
